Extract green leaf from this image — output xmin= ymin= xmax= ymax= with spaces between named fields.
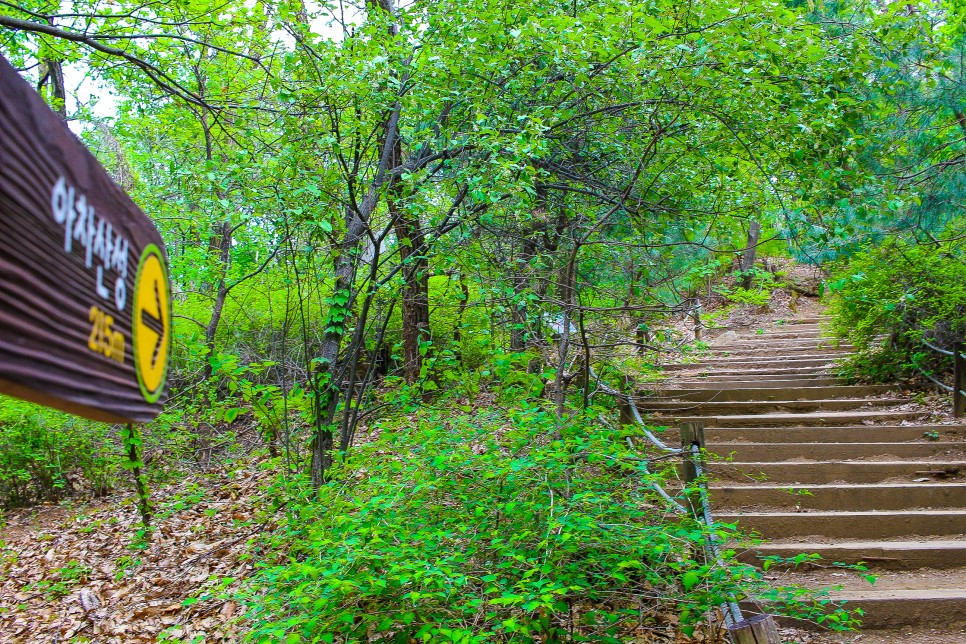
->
xmin=682 ymin=571 xmax=700 ymax=591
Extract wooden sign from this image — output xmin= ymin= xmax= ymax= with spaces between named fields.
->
xmin=0 ymin=54 xmax=171 ymax=423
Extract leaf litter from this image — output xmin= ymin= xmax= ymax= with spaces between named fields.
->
xmin=0 ymin=456 xmax=738 ymax=644
xmin=0 ymin=460 xmax=273 ymax=642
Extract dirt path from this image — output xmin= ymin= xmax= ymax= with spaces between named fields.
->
xmin=0 ymin=463 xmax=272 ymax=642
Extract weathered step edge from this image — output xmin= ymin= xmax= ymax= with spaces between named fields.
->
xmin=717 ymin=509 xmax=966 ymax=539
xmin=742 ymin=539 xmax=966 ymax=570
xmin=745 ymin=590 xmax=966 ymax=629
xmin=712 ymin=481 xmax=966 ymax=511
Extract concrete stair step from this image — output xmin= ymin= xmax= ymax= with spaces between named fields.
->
xmin=644 ymin=385 xmax=897 ymax=402
xmin=661 ymin=356 xmax=842 ymax=371
xmin=717 ymin=509 xmax=966 ymax=539
xmin=707 ymin=348 xmax=833 ymax=359
xmin=706 ymin=460 xmax=966 ymax=484
xmin=708 ymin=344 xmax=850 ymax=357
xmin=682 ymin=372 xmax=833 ymax=382
xmin=743 ymin=538 xmax=966 ymax=570
xmin=667 ymin=378 xmax=842 ymax=389
xmin=760 ymin=568 xmax=966 ymax=629
xmin=781 ymin=317 xmax=829 ymax=324
xmin=829 ymin=589 xmax=966 ymax=629
xmin=713 ymin=482 xmax=966 ymax=511
xmin=667 ymin=410 xmax=927 ymax=427
xmin=705 ymin=441 xmax=964 ymax=461
xmin=676 ymin=366 xmax=835 ymax=378
xmin=753 ymin=590 xmax=966 ymax=630
xmin=641 ymin=397 xmax=911 ymax=415
xmin=718 ymin=336 xmax=825 ymax=346
xmin=754 ymin=321 xmax=823 ymax=329
xmin=701 ymin=425 xmax=966 ymax=443
xmin=713 ymin=335 xmax=842 ymax=345
xmin=722 ymin=330 xmax=824 ymax=340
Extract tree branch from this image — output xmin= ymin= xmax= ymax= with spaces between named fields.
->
xmin=0 ymin=14 xmax=211 ymax=108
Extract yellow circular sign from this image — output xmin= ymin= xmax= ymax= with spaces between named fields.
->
xmin=132 ymin=244 xmax=170 ymax=403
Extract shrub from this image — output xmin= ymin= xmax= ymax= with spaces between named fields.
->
xmin=713 ymin=267 xmax=783 ymax=308
xmin=241 ymin=403 xmax=854 ymax=642
xmin=824 ymin=239 xmax=966 ymax=382
xmin=0 ymin=396 xmax=119 ymax=507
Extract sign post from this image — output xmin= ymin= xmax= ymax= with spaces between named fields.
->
xmin=0 ymin=54 xmax=171 ymax=423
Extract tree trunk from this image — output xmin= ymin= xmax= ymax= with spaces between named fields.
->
xmin=310 ymin=204 xmax=368 ymax=487
xmin=511 ymin=186 xmax=547 ymax=352
xmin=510 ymin=239 xmax=536 ymax=351
xmin=453 ymin=272 xmax=469 ymax=363
xmin=310 ymin=92 xmax=404 ymax=487
xmin=202 ymin=220 xmax=232 ymax=379
xmin=38 ymin=58 xmax=67 ymax=119
xmin=740 ymin=220 xmax=761 ymax=289
xmin=390 ymin=139 xmax=431 ymax=384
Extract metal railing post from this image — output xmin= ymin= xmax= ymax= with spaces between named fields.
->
xmin=917 ymin=337 xmax=966 ymax=417
xmin=954 ymin=342 xmax=965 ymax=418
xmin=679 ymin=421 xmax=705 ymax=517
xmin=691 ymin=301 xmax=703 ymax=342
xmin=678 ymin=421 xmax=781 ymax=643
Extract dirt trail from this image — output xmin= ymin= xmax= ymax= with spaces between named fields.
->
xmin=0 ymin=464 xmax=272 ymax=642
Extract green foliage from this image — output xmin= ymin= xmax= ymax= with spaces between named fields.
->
xmin=241 ymin=404 xmax=853 ymax=642
xmin=120 ymin=423 xmax=152 ymax=527
xmin=713 ymin=268 xmax=782 ymax=307
xmin=487 ymin=352 xmax=548 ymax=402
xmin=824 ymin=238 xmax=966 ymax=381
xmin=0 ymin=0 xmax=956 ymax=637
xmin=24 ymin=560 xmax=92 ymax=600
xmin=719 ymin=288 xmax=771 ymax=307
xmin=0 ymin=396 xmax=118 ymax=507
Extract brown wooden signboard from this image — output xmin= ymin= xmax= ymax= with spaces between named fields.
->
xmin=0 ymin=54 xmax=171 ymax=423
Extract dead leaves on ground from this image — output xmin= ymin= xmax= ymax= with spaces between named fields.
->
xmin=0 ymin=463 xmax=271 ymax=643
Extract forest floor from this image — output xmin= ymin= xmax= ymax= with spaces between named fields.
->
xmin=1 ymin=267 xmax=961 ymax=643
xmin=0 ymin=463 xmax=269 ymax=642
xmin=0 ymin=456 xmax=742 ymax=644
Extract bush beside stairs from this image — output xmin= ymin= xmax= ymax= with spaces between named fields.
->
xmin=639 ymin=314 xmax=966 ymax=635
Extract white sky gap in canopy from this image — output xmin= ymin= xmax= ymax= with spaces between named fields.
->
xmin=57 ymin=0 xmax=363 ymax=133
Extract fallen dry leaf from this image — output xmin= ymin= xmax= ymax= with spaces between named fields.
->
xmin=0 ymin=461 xmax=270 ymax=643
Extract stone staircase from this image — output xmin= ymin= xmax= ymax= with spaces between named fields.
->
xmin=639 ymin=316 xmax=966 ymax=635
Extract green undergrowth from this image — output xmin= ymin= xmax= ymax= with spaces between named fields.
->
xmin=0 ymin=396 xmax=120 ymax=507
xmin=239 ymin=400 xmax=859 ymax=642
xmin=824 ymin=238 xmax=966 ymax=382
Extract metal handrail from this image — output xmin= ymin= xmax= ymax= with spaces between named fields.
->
xmin=589 ymin=323 xmax=772 ymax=636
xmin=589 ymin=365 xmax=681 ymax=454
xmin=594 ymin=364 xmax=745 ymax=629
xmin=922 ymin=339 xmax=954 ymax=357
xmin=919 ymin=368 xmax=954 ymax=393
xmin=589 ymin=366 xmax=690 ymax=514
xmin=690 ymin=443 xmax=744 ymax=628
xmin=919 ymin=338 xmax=966 ymax=417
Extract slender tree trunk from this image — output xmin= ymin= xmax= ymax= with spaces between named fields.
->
xmin=38 ymin=58 xmax=67 ymax=119
xmin=389 ymin=138 xmax=431 ymax=384
xmin=202 ymin=220 xmax=232 ymax=379
xmin=740 ymin=220 xmax=761 ymax=289
xmin=553 ymin=245 xmax=577 ymax=500
xmin=511 ymin=186 xmax=547 ymax=352
xmin=453 ymin=271 xmax=469 ymax=363
xmin=310 ymin=93 xmax=404 ymax=487
xmin=510 ymin=239 xmax=536 ymax=351
xmin=954 ymin=109 xmax=966 ymax=137
xmin=396 ymin=224 xmax=430 ymax=383
xmin=310 ymin=206 xmax=368 ymax=487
